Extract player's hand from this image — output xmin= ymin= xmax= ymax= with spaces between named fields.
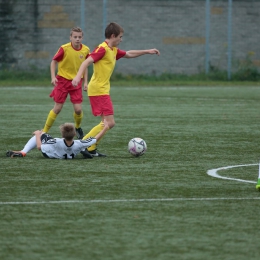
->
xmin=33 ymin=130 xmax=42 ymax=135
xmin=72 ymin=77 xmax=80 ymax=87
xmin=51 ymin=77 xmax=58 ymax=86
xmin=149 ymin=49 xmax=160 ymax=55
xmin=103 ymin=119 xmax=109 ymax=130
xmin=83 ymin=84 xmax=88 ymax=92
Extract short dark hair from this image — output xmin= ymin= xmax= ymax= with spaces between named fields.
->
xmin=105 ymin=22 xmax=124 ymax=38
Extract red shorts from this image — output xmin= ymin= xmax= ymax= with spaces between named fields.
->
xmin=49 ymin=75 xmax=83 ymax=104
xmin=89 ymin=95 xmax=114 ymax=116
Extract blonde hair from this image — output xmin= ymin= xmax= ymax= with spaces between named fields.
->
xmin=70 ymin=27 xmax=83 ymax=36
xmin=59 ymin=123 xmax=76 ymax=141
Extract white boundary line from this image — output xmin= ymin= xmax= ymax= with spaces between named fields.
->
xmin=207 ymin=163 xmax=257 ymax=184
xmin=1 ymin=197 xmax=260 ymax=205
xmin=0 ymin=104 xmax=46 ymax=107
xmin=1 ymin=164 xmax=258 ymax=205
xmin=0 ymin=86 xmax=48 ymax=90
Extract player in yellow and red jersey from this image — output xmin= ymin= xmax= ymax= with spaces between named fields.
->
xmin=72 ymin=22 xmax=160 ymax=157
xmin=43 ymin=27 xmax=90 ymax=139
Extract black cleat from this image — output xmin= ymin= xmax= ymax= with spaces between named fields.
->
xmin=6 ymin=150 xmax=25 ymax=158
xmin=80 ymin=150 xmax=93 ymax=159
xmin=75 ymin=127 xmax=84 ymax=139
xmin=89 ymin=149 xmax=107 ymax=157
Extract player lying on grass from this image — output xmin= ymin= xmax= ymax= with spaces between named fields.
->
xmin=6 ymin=121 xmax=109 ymax=159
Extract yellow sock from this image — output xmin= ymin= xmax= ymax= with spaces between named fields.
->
xmin=83 ymin=121 xmax=108 ymax=151
xmin=43 ymin=110 xmax=57 ymax=132
xmin=73 ymin=111 xmax=83 ymax=129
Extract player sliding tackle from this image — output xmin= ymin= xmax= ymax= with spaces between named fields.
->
xmin=6 ymin=120 xmax=109 ymax=159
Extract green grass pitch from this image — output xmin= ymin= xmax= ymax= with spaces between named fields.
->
xmin=0 ymin=85 xmax=260 ymax=260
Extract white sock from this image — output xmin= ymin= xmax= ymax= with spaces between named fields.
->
xmin=21 ymin=136 xmax=37 ymax=154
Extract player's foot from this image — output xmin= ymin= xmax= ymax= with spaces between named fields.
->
xmin=256 ymin=179 xmax=260 ymax=191
xmin=75 ymin=127 xmax=84 ymax=139
xmin=6 ymin=150 xmax=26 ymax=158
xmin=80 ymin=150 xmax=93 ymax=159
xmin=88 ymin=149 xmax=107 ymax=157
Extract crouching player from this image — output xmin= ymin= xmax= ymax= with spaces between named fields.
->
xmin=6 ymin=121 xmax=109 ymax=159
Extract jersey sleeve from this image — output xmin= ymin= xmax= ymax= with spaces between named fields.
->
xmin=90 ymin=47 xmax=106 ymax=63
xmin=80 ymin=137 xmax=97 ymax=148
xmin=116 ymin=48 xmax=126 ymax=60
xmin=53 ymin=47 xmax=64 ymax=62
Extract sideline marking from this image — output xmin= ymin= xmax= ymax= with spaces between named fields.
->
xmin=1 ymin=197 xmax=260 ymax=205
xmin=0 ymin=86 xmax=48 ymax=90
xmin=207 ymin=163 xmax=257 ymax=184
xmin=1 ymin=164 xmax=258 ymax=206
xmin=0 ymin=104 xmax=47 ymax=107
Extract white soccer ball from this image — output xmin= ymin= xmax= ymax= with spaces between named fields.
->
xmin=128 ymin=137 xmax=147 ymax=157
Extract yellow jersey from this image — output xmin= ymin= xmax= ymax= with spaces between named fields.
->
xmin=53 ymin=42 xmax=90 ymax=80
xmin=88 ymin=41 xmax=126 ymax=96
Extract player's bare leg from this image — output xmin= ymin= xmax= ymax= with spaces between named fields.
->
xmin=82 ymin=115 xmax=113 ymax=157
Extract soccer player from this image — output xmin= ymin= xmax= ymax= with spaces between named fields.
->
xmin=43 ymin=27 xmax=90 ymax=139
xmin=72 ymin=22 xmax=160 ymax=156
xmin=257 ymin=182 xmax=260 ymax=191
xmin=6 ymin=121 xmax=109 ymax=159
xmin=256 ymin=162 xmax=260 ymax=190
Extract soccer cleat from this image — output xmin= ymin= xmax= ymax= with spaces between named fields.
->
xmin=88 ymin=149 xmax=107 ymax=157
xmin=6 ymin=150 xmax=26 ymax=158
xmin=256 ymin=179 xmax=260 ymax=191
xmin=80 ymin=150 xmax=93 ymax=159
xmin=75 ymin=127 xmax=84 ymax=139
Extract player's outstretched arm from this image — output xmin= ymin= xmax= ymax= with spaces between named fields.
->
xmin=72 ymin=56 xmax=94 ymax=87
xmin=83 ymin=67 xmax=88 ymax=92
xmin=124 ymin=49 xmax=160 ymax=58
xmin=95 ymin=120 xmax=110 ymax=142
xmin=33 ymin=130 xmax=43 ymax=150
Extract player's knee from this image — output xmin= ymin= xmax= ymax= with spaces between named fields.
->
xmin=108 ymin=121 xmax=115 ymax=129
xmin=74 ymin=108 xmax=82 ymax=115
xmin=53 ymin=104 xmax=63 ymax=114
xmin=53 ymin=108 xmax=61 ymax=114
xmin=102 ymin=117 xmax=115 ymax=129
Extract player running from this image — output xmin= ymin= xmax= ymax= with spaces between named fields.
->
xmin=72 ymin=22 xmax=160 ymax=157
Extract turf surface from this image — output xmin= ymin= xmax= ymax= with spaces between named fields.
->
xmin=0 ymin=85 xmax=260 ymax=260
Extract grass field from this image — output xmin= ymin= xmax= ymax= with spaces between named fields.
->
xmin=1 ymin=85 xmax=260 ymax=260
